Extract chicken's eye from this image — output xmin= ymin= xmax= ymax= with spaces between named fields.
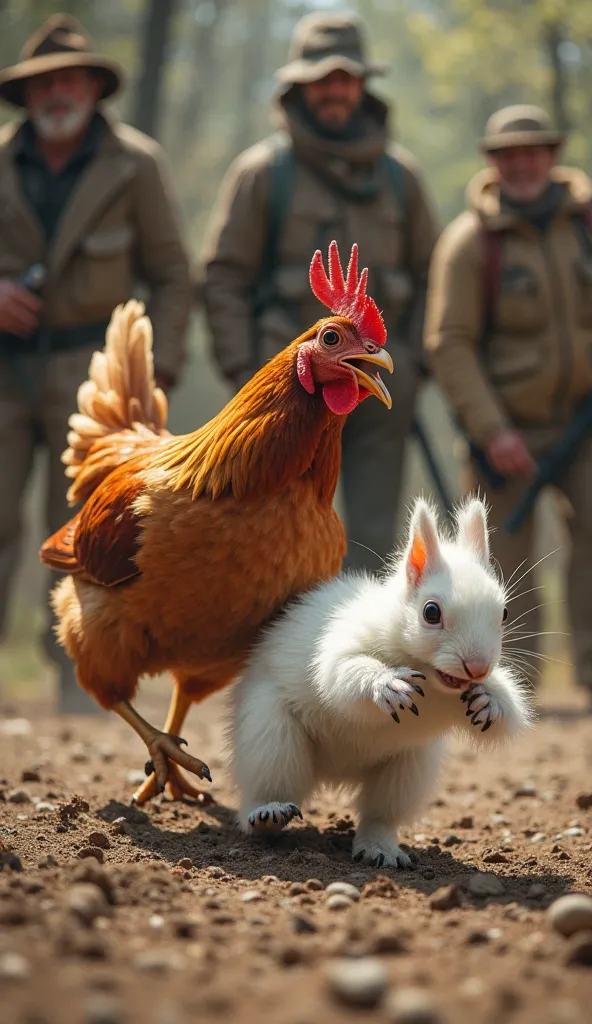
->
xmin=423 ymin=601 xmax=442 ymax=625
xmin=321 ymin=328 xmax=340 ymax=347
xmin=502 ymin=606 xmax=508 ymax=623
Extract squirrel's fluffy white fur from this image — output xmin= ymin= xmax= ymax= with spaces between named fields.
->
xmin=230 ymin=497 xmax=534 ymax=869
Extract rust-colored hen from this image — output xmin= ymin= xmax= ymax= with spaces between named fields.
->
xmin=40 ymin=241 xmax=393 ymax=804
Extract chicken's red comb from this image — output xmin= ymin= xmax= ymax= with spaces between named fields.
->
xmin=309 ymin=240 xmax=387 ymax=347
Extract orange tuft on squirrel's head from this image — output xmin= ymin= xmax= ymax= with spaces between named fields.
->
xmin=295 ymin=240 xmax=394 ymax=415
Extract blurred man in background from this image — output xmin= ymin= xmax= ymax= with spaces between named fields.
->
xmin=0 ymin=15 xmax=192 ymax=712
xmin=201 ymin=11 xmax=439 ymax=573
xmin=425 ymin=105 xmax=592 ymax=704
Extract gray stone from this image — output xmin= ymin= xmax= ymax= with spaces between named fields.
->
xmin=548 ymin=894 xmax=592 ymax=937
xmin=325 ymin=881 xmax=360 ymax=901
xmin=326 ymin=957 xmax=388 ymax=1008
xmin=386 ymin=987 xmax=444 ymax=1023
xmin=467 ymin=873 xmax=505 ymax=898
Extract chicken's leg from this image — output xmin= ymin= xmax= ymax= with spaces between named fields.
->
xmin=127 ymin=683 xmax=215 ymax=805
xmin=113 ymin=697 xmax=212 ymax=803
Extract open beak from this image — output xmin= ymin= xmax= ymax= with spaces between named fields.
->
xmin=340 ymin=349 xmax=394 ymax=409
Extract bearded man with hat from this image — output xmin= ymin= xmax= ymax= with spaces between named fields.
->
xmin=425 ymin=104 xmax=592 ymax=704
xmin=0 ymin=14 xmax=192 ymax=712
xmin=201 ymin=11 xmax=439 ymax=575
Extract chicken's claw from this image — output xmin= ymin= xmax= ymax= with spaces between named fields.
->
xmin=133 ymin=761 xmax=215 ymax=806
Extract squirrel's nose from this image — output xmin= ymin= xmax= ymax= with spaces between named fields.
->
xmin=462 ymin=658 xmax=491 ymax=681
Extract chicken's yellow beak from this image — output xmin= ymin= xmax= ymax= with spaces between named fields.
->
xmin=340 ymin=349 xmax=394 ymax=409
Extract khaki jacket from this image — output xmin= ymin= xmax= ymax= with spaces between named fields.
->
xmin=200 ymin=93 xmax=439 ymax=386
xmin=0 ymin=114 xmax=192 ymax=380
xmin=425 ymin=166 xmax=592 ymax=445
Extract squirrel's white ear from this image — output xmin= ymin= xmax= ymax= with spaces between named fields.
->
xmin=456 ymin=499 xmax=490 ymax=564
xmin=405 ymin=500 xmax=441 ymax=588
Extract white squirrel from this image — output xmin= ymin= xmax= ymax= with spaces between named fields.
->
xmin=229 ymin=497 xmax=534 ymax=869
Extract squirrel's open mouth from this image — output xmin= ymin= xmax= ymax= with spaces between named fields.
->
xmin=436 ymin=670 xmax=472 ymax=691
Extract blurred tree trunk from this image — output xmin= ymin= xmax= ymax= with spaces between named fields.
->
xmin=230 ymin=0 xmax=273 ymax=159
xmin=133 ymin=0 xmax=176 ymax=139
xmin=544 ymin=22 xmax=570 ymax=132
xmin=175 ymin=0 xmax=229 ymax=154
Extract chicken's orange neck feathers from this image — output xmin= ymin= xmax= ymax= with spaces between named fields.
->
xmin=149 ymin=341 xmax=344 ymax=503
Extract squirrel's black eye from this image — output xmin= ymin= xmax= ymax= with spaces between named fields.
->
xmin=322 ymin=328 xmax=340 ymax=346
xmin=423 ymin=602 xmax=442 ymax=625
xmin=502 ymin=606 xmax=508 ymax=623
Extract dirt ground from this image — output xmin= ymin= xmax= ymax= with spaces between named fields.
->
xmin=1 ymin=682 xmax=592 ymax=1024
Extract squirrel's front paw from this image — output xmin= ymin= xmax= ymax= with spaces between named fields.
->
xmin=372 ymin=668 xmax=426 ymax=724
xmin=460 ymin=683 xmax=502 ymax=732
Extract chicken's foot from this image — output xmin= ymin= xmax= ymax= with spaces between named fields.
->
xmin=134 ymin=761 xmax=215 ymax=805
xmin=113 ymin=700 xmax=212 ymax=798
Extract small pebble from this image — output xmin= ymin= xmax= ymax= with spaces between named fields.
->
xmin=21 ymin=769 xmax=40 ymax=783
xmin=84 ymin=994 xmax=126 ymax=1024
xmin=149 ymin=915 xmax=165 ymax=929
xmin=326 ymin=956 xmax=388 ymax=1008
xmin=111 ymin=818 xmax=131 ymax=836
xmin=305 ymin=878 xmax=323 ymax=891
xmin=35 ymin=802 xmax=57 ymax=813
xmin=262 ymin=874 xmax=280 ymax=884
xmin=288 ymin=882 xmax=307 ymax=896
xmin=563 ymin=827 xmax=585 ymax=838
xmin=442 ymin=834 xmax=462 ymax=847
xmin=71 ymin=743 xmax=90 ymax=763
xmin=67 ymin=884 xmax=111 ymax=925
xmin=530 ymin=833 xmax=546 ymax=844
xmin=548 ymin=894 xmax=592 ymax=937
xmin=458 ymin=816 xmax=474 ymax=829
xmin=514 ymin=784 xmax=537 ymax=798
xmin=386 ymin=986 xmax=443 ymax=1023
xmin=173 ymin=915 xmax=201 ymax=939
xmin=528 ymin=883 xmax=547 ymax=899
xmin=326 ymin=881 xmax=360 ymax=901
xmin=576 ymin=793 xmax=592 ymax=811
xmin=8 ymin=788 xmax=30 ymax=804
xmin=467 ymin=872 xmax=505 ymax=898
xmin=483 ymin=851 xmax=508 ymax=864
xmin=0 ymin=718 xmax=31 ymax=736
xmin=88 ymin=831 xmax=111 ymax=850
xmin=327 ymin=894 xmax=353 ymax=911
xmin=564 ymin=931 xmax=592 ymax=967
xmin=291 ymin=913 xmax=318 ymax=935
xmin=134 ymin=952 xmax=180 ymax=973
xmin=371 ymin=928 xmax=408 ymax=955
xmin=78 ymin=846 xmax=105 ymax=864
xmin=177 ymin=858 xmax=193 ymax=870
xmin=429 ymin=884 xmax=461 ymax=911
xmin=38 ymin=854 xmax=58 ymax=869
xmin=240 ymin=889 xmax=262 ymax=903
xmin=0 ymin=952 xmax=30 ymax=980
xmin=0 ymin=851 xmax=23 ymax=872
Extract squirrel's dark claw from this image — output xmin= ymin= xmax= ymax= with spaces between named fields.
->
xmin=481 ymin=719 xmax=493 ymax=733
xmin=391 ymin=710 xmax=400 ymax=724
xmin=413 ymin=683 xmax=425 ymax=697
xmin=410 ymin=703 xmax=419 ymax=716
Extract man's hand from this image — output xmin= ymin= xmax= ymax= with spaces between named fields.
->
xmin=0 ymin=279 xmax=41 ymax=337
xmin=485 ymin=428 xmax=536 ymax=478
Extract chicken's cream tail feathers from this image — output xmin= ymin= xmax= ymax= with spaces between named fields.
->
xmin=61 ymin=301 xmax=169 ymax=504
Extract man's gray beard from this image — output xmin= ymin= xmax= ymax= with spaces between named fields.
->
xmin=31 ymin=100 xmax=93 ymax=142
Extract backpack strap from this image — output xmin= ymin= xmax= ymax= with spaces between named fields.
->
xmin=250 ymin=133 xmax=296 ymax=366
xmin=259 ymin=133 xmax=296 ymax=294
xmin=479 ymin=223 xmax=504 ymax=352
xmin=572 ymin=203 xmax=592 ymax=260
xmin=381 ymin=152 xmax=409 ymax=265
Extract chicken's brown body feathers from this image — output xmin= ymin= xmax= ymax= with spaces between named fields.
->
xmin=43 ymin=330 xmax=347 ymax=709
